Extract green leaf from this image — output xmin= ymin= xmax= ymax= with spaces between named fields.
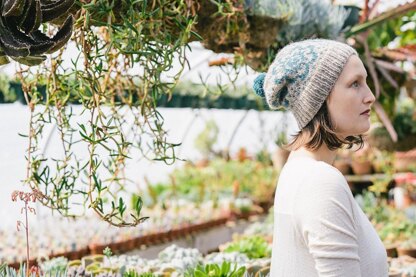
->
xmin=118 ymin=197 xmax=126 ymax=217
xmin=194 ymin=269 xmax=207 ymax=277
xmin=134 ymin=195 xmax=144 ymax=218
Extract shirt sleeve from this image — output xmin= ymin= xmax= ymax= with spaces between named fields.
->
xmin=294 ymin=179 xmax=361 ymax=277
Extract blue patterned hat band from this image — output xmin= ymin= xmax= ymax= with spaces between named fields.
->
xmin=253 ymin=73 xmax=266 ymax=97
xmin=253 ymin=39 xmax=357 ymax=129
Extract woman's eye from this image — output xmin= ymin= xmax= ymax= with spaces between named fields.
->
xmin=351 ymin=81 xmax=360 ymax=88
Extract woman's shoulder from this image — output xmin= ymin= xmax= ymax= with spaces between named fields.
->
xmin=284 ymin=157 xmax=350 ymax=195
xmin=285 ymin=156 xmax=345 ymax=182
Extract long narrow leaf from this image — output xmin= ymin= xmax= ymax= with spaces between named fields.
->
xmin=374 ymin=59 xmax=404 ymax=73
xmin=364 ymin=40 xmax=381 ymax=98
xmin=346 ymin=1 xmax=416 ymax=36
xmin=375 ymin=63 xmax=399 ymax=89
xmin=373 ymin=101 xmax=398 ymax=142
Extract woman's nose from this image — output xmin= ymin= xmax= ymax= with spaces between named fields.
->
xmin=364 ymin=85 xmax=376 ymax=104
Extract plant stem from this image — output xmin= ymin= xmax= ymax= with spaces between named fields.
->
xmin=25 ymin=202 xmax=30 ymax=276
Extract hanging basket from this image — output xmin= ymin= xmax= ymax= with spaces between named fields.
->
xmin=368 ymin=126 xmax=416 ymax=152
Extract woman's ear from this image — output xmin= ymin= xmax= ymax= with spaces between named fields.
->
xmin=325 ymin=96 xmax=332 ymax=106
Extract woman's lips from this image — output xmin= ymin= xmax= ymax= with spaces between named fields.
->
xmin=361 ymin=109 xmax=370 ymax=115
xmin=360 ymin=110 xmax=370 ymax=116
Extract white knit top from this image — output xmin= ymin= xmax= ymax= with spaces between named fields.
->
xmin=270 ymin=156 xmax=388 ymax=277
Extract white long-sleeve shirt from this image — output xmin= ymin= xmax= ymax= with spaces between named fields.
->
xmin=270 ymin=156 xmax=388 ymax=277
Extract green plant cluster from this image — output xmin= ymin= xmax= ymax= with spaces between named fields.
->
xmin=0 ymin=263 xmax=67 ymax=277
xmin=359 ymin=191 xmax=415 ymax=247
xmin=14 ymin=0 xmax=203 ymax=227
xmin=185 ymin=261 xmax=246 ymax=277
xmin=194 ymin=120 xmax=220 ymax=160
xmin=223 ymin=235 xmax=271 ymax=259
xmin=123 ymin=270 xmax=156 ymax=277
xmin=369 ymin=97 xmax=416 ymax=151
xmin=366 ymin=10 xmax=416 ymax=51
xmin=0 ymin=74 xmax=17 ymax=102
xmin=378 ymin=219 xmax=416 ymax=247
xmin=392 ymin=98 xmax=416 ymax=140
xmin=145 ymin=158 xmax=277 ymax=205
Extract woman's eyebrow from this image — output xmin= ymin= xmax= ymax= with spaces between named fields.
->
xmin=348 ymin=72 xmax=368 ymax=80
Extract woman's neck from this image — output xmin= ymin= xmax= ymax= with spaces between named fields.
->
xmin=288 ymin=144 xmax=337 ymax=166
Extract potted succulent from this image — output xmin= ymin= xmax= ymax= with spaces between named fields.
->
xmin=272 ymin=130 xmax=290 ymax=171
xmin=368 ymin=98 xmax=416 ymax=152
xmin=394 ymin=173 xmax=416 ymax=209
xmin=236 ymin=147 xmax=251 ymax=162
xmin=397 ymin=238 xmax=416 ymax=258
xmin=194 ymin=120 xmax=220 ymax=166
xmin=372 ymin=150 xmax=394 ymax=174
xmin=351 ymin=143 xmax=374 ymax=175
xmin=333 ymin=148 xmax=352 ymax=175
xmin=394 ymin=148 xmax=416 ymax=173
xmin=230 ymin=197 xmax=254 ymax=219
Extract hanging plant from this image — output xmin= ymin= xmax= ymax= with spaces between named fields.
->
xmin=6 ymin=0 xmax=413 ymax=229
xmin=0 ymin=0 xmax=75 ymax=65
xmin=15 ymin=0 xmax=200 ymax=227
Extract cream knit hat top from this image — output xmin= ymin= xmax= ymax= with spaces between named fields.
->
xmin=253 ymin=39 xmax=358 ymax=129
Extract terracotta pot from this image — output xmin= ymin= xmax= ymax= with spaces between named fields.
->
xmin=351 ymin=160 xmax=373 ymax=175
xmin=68 ymin=246 xmax=89 ymax=260
xmin=385 ymin=246 xmax=397 ymax=258
xmin=89 ymin=243 xmax=106 ymax=255
xmin=180 ymin=224 xmax=192 ymax=235
xmin=66 ymin=249 xmax=78 ymax=260
xmin=160 ymin=230 xmax=171 ymax=243
xmin=397 ymin=247 xmax=416 ymax=258
xmin=124 ymin=238 xmax=136 ymax=251
xmin=272 ymin=147 xmax=290 ymax=171
xmin=333 ymin=160 xmax=351 ymax=175
xmin=372 ymin=160 xmax=385 ymax=173
xmin=195 ymin=159 xmax=209 ymax=168
xmin=137 ymin=234 xmax=150 ymax=246
xmin=254 ymin=200 xmax=273 ymax=212
xmin=108 ymin=240 xmax=124 ymax=254
xmin=169 ymin=229 xmax=180 ymax=240
xmin=394 ymin=149 xmax=416 ymax=172
xmin=132 ymin=236 xmax=144 ymax=248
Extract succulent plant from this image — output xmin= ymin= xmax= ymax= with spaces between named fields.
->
xmin=0 ymin=0 xmax=75 ymax=66
xmin=185 ymin=261 xmax=246 ymax=277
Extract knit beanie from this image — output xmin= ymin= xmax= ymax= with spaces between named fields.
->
xmin=253 ymin=39 xmax=358 ymax=129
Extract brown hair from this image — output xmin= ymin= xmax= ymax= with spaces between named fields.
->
xmin=283 ymin=102 xmax=364 ymax=152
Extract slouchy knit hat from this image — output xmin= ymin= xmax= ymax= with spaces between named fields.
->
xmin=253 ymin=39 xmax=358 ymax=129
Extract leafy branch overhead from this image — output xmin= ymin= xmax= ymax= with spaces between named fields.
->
xmin=345 ymin=1 xmax=416 ymax=145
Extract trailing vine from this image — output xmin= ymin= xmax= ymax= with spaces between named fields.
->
xmin=8 ymin=0 xmax=361 ymax=227
xmin=17 ymin=0 xmax=202 ymax=226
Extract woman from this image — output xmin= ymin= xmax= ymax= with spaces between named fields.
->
xmin=253 ymin=39 xmax=388 ymax=276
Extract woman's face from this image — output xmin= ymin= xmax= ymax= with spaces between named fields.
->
xmin=326 ymin=55 xmax=375 ymax=139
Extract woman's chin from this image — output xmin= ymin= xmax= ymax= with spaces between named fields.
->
xmin=344 ymin=125 xmax=371 ymax=137
xmin=354 ymin=125 xmax=371 ymax=136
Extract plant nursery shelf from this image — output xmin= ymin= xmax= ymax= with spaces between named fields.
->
xmin=7 ymin=211 xmax=262 ymax=269
xmin=345 ymin=172 xmax=415 ymax=183
xmin=3 ymin=81 xmax=272 ymax=110
xmin=344 ymin=172 xmax=415 ymax=195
